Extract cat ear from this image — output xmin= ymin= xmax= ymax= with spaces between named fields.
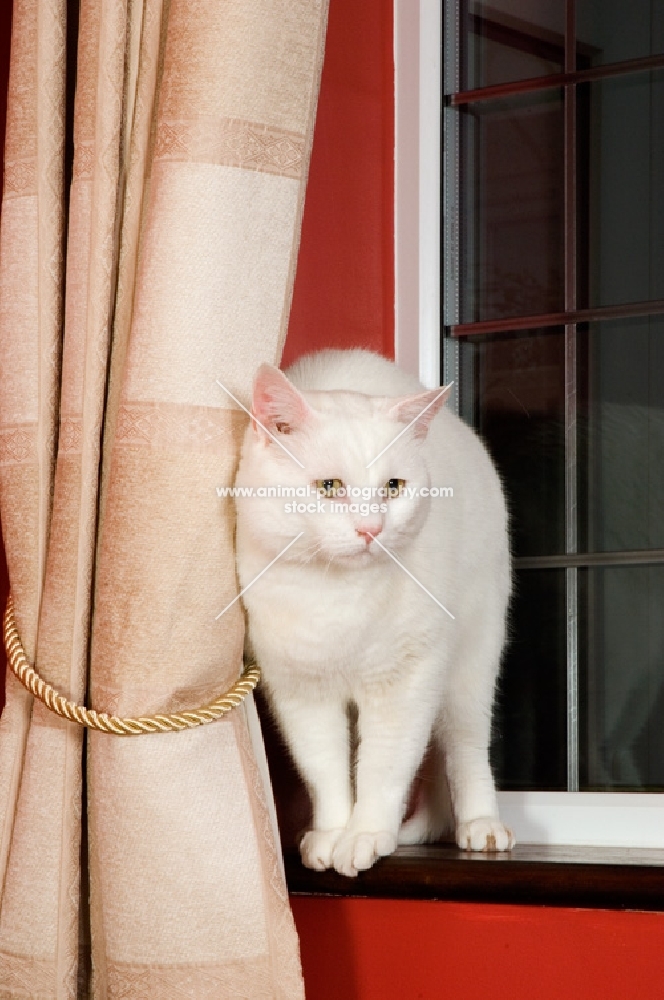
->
xmin=251 ymin=364 xmax=313 ymax=439
xmin=387 ymin=384 xmax=453 ymax=440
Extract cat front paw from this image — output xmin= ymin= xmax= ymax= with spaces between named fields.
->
xmin=457 ymin=817 xmax=515 ymax=852
xmin=300 ymin=829 xmax=345 ymax=871
xmin=331 ymin=830 xmax=397 ymax=878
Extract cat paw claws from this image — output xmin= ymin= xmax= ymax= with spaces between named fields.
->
xmin=456 ymin=817 xmax=514 ymax=852
xmin=299 ymin=829 xmax=344 ymax=870
xmin=331 ymin=830 xmax=397 ymax=877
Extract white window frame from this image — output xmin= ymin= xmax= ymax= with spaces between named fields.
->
xmin=393 ymin=0 xmax=664 ymax=850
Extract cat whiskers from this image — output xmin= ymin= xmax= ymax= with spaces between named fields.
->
xmin=322 ymin=551 xmax=337 ymax=578
xmin=297 ymin=538 xmax=327 ymax=565
xmin=293 ymin=537 xmax=348 ymax=570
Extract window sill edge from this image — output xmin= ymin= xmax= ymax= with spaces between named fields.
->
xmin=285 ymin=843 xmax=664 ymax=910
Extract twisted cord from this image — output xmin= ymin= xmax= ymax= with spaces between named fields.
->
xmin=3 ymin=593 xmax=260 ymax=736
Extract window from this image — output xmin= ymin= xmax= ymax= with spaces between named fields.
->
xmin=439 ymin=0 xmax=664 ymax=846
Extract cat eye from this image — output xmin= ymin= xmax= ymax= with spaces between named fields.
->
xmin=315 ymin=478 xmax=344 ymax=497
xmin=385 ymin=478 xmax=406 ymax=497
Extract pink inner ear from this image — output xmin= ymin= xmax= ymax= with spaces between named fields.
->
xmin=251 ymin=364 xmax=311 ymax=437
xmin=388 ymin=384 xmax=453 ymax=440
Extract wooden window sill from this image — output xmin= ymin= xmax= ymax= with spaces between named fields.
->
xmin=285 ymin=843 xmax=664 ymax=911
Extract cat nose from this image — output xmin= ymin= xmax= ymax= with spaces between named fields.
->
xmin=356 ymin=524 xmax=382 ymax=544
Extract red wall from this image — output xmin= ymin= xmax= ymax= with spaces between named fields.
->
xmin=283 ymin=0 xmax=394 ymax=366
xmin=292 ymin=896 xmax=664 ymax=1000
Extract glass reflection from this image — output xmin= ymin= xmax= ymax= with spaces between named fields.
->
xmin=580 ymin=564 xmax=664 ymax=791
xmin=460 ymin=329 xmax=567 ymax=558
xmin=458 ymin=89 xmax=564 ymax=324
xmin=577 ymin=0 xmax=664 ymax=69
xmin=454 ymin=0 xmax=565 ymax=93
xmin=585 ymin=316 xmax=664 ymax=553
xmin=583 ymin=70 xmax=664 ymax=309
xmin=491 ymin=568 xmax=568 ymax=791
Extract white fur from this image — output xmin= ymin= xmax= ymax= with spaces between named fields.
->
xmin=234 ymin=349 xmax=514 ymax=877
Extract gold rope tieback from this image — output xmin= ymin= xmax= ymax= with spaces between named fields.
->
xmin=3 ymin=594 xmax=260 ymax=736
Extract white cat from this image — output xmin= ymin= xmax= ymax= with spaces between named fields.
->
xmin=234 ymin=349 xmax=514 ymax=877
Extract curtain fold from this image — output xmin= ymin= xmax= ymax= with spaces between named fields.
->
xmin=0 ymin=0 xmax=328 ymax=996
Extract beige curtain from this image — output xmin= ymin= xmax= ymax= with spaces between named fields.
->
xmin=0 ymin=0 xmax=328 ymax=996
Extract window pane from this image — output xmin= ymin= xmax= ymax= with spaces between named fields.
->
xmin=580 ymin=565 xmax=664 ymax=791
xmin=459 ymin=328 xmax=567 ymax=557
xmin=582 ymin=69 xmax=664 ymax=309
xmin=584 ymin=315 xmax=664 ymax=552
xmin=453 ymin=1 xmax=565 ymax=93
xmin=456 ymin=90 xmax=564 ymax=325
xmin=491 ymin=568 xmax=567 ymax=791
xmin=577 ymin=0 xmax=664 ymax=69
xmin=445 ymin=0 xmax=664 ymax=804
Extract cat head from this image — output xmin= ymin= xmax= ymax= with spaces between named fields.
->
xmin=234 ymin=364 xmax=452 ymax=566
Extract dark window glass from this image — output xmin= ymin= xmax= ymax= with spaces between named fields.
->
xmin=460 ymin=329 xmax=567 ymax=557
xmin=491 ymin=568 xmax=568 ymax=791
xmin=452 ymin=1 xmax=565 ymax=94
xmin=580 ymin=565 xmax=664 ymax=791
xmin=585 ymin=316 xmax=664 ymax=553
xmin=458 ymin=90 xmax=565 ymax=324
xmin=445 ymin=0 xmax=664 ymax=795
xmin=577 ymin=0 xmax=664 ymax=69
xmin=583 ymin=70 xmax=664 ymax=309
